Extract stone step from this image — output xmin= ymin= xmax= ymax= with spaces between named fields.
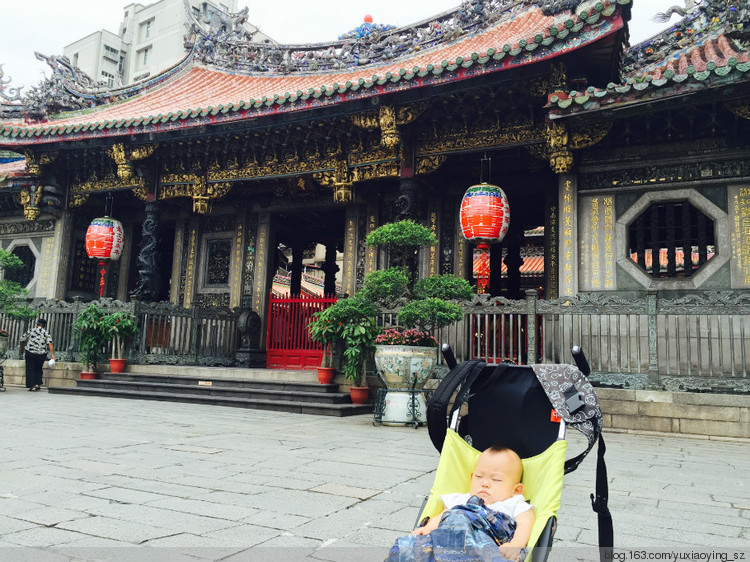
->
xmin=98 ymin=372 xmax=340 ymax=394
xmin=48 ymin=386 xmax=372 ymax=417
xmin=73 ymin=378 xmax=352 ymax=404
xmin=47 ymin=370 xmax=372 ymax=417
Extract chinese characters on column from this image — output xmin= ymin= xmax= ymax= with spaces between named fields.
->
xmin=730 ymin=186 xmax=750 ymax=287
xmin=560 ymin=178 xmax=576 ymax=297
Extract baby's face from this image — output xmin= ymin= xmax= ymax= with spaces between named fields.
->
xmin=469 ymin=450 xmax=523 ymax=505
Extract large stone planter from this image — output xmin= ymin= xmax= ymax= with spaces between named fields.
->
xmin=374 ymin=344 xmax=438 ymax=425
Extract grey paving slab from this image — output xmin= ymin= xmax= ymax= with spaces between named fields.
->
xmin=0 ymin=387 xmax=749 ymax=560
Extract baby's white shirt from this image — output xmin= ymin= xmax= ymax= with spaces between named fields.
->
xmin=440 ymin=493 xmax=533 ymax=520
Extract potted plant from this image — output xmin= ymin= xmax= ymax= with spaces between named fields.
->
xmin=311 ymin=295 xmax=379 ymax=403
xmin=73 ymin=302 xmax=106 ymax=378
xmin=308 ymin=306 xmax=341 ymax=384
xmin=364 ymin=221 xmax=473 ymax=423
xmin=101 ymin=311 xmax=139 ymax=373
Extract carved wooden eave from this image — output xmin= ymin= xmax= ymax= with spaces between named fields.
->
xmin=70 ymin=142 xmax=157 ymax=208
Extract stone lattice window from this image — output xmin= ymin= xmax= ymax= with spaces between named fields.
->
xmin=627 ymin=201 xmax=715 ymax=278
xmin=204 ymin=238 xmax=231 ymax=286
xmin=5 ymin=245 xmax=35 ymax=287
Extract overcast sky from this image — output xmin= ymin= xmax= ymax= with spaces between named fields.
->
xmin=1 ymin=0 xmax=682 ymax=92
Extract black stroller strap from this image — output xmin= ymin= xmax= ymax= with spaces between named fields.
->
xmin=590 ymin=435 xmax=613 ymax=560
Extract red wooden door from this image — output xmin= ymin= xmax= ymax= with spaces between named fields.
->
xmin=266 ymin=293 xmax=336 ymax=369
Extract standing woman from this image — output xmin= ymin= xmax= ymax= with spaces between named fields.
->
xmin=19 ymin=318 xmax=55 ymax=391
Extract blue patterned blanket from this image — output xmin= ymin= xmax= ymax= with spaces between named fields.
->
xmin=385 ymin=496 xmax=526 ymax=562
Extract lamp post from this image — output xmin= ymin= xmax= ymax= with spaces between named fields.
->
xmin=84 ymin=216 xmax=124 ymax=298
xmin=459 ymin=182 xmax=510 ymax=294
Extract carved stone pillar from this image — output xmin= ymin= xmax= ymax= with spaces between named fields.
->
xmin=558 ymin=173 xmax=578 ymax=298
xmin=396 ymin=178 xmax=420 ymax=220
xmin=130 ymin=202 xmax=162 ymax=302
xmin=322 ymin=243 xmax=339 ymax=297
xmin=342 ymin=207 xmax=361 ymax=297
xmin=252 ymin=212 xmax=275 ymax=335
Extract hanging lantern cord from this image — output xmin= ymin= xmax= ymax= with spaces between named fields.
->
xmin=480 ymin=153 xmax=492 ymax=184
xmin=105 ymin=193 xmax=114 ymax=217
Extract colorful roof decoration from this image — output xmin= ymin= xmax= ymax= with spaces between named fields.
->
xmin=547 ymin=0 xmax=750 ymax=116
xmin=0 ymin=0 xmax=629 ymax=146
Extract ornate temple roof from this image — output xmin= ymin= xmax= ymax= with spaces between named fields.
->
xmin=547 ymin=0 xmax=750 ymax=117
xmin=0 ymin=0 xmax=629 ymax=147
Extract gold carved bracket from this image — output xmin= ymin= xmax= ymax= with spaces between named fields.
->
xmin=23 ymin=149 xmax=58 ymax=177
xmin=19 ymin=186 xmax=43 ymax=220
xmin=351 ymin=101 xmax=428 ymax=150
xmin=530 ymin=121 xmax=612 ymax=173
xmin=727 ymin=101 xmax=750 ymax=120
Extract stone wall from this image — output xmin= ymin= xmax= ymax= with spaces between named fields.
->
xmin=597 ymin=388 xmax=750 ymax=439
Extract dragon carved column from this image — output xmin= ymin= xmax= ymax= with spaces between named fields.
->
xmin=130 ymin=202 xmax=162 ymax=301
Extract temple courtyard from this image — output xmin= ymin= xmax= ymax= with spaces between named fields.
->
xmin=0 ymin=388 xmax=748 ymax=561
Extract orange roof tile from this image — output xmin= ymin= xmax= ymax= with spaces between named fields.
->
xmin=0 ymin=1 xmax=627 ymax=146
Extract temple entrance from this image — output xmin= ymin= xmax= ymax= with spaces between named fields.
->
xmin=266 ymin=207 xmax=344 ymax=369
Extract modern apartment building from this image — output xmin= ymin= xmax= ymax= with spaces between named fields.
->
xmin=63 ymin=0 xmax=274 ymax=87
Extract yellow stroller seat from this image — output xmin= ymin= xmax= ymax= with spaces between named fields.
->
xmin=412 ymin=349 xmax=612 ymax=562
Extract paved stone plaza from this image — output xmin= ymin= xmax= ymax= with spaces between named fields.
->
xmin=0 ymin=388 xmax=748 ymax=561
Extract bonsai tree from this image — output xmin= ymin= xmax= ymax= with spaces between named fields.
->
xmin=365 ymin=220 xmax=437 ymax=285
xmin=73 ymin=302 xmax=106 ymax=370
xmin=398 ymin=275 xmax=474 ymax=332
xmin=0 ymin=248 xmax=36 ymax=319
xmin=101 ymin=311 xmax=139 ymax=359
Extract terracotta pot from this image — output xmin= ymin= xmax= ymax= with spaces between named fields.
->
xmin=349 ymin=386 xmax=370 ymax=405
xmin=317 ymin=366 xmax=335 ymax=384
xmin=109 ymin=358 xmax=127 ymax=373
xmin=80 ymin=372 xmax=98 ymax=380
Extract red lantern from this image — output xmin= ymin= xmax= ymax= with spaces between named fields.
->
xmin=460 ymin=183 xmax=510 ymax=294
xmin=364 ymin=14 xmax=374 ymax=23
xmin=85 ymin=216 xmax=124 ymax=297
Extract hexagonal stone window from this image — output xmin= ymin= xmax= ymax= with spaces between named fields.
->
xmin=5 ymin=245 xmax=35 ymax=287
xmin=627 ymin=200 xmax=715 ymax=278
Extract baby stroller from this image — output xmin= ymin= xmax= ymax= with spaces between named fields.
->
xmin=412 ymin=346 xmax=613 ymax=562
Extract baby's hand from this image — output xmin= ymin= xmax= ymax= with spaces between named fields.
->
xmin=498 ymin=545 xmax=523 ymax=561
xmin=410 ymin=527 xmax=428 ymax=535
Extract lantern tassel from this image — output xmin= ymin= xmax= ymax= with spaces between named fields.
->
xmin=98 ymin=260 xmax=107 ymax=298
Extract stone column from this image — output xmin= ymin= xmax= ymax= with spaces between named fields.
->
xmin=130 ymin=202 xmax=161 ymax=302
xmin=52 ymin=214 xmax=74 ymax=300
xmin=252 ymin=211 xmax=275 ymax=322
xmin=342 ymin=207 xmax=361 ymax=297
xmin=558 ymin=173 xmax=578 ymax=298
xmin=425 ymin=203 xmax=440 ymax=278
xmin=365 ymin=203 xmax=379 ymax=276
xmin=116 ymin=222 xmax=135 ymax=301
xmin=229 ymin=210 xmax=246 ymax=308
xmin=170 ymin=221 xmax=186 ymax=305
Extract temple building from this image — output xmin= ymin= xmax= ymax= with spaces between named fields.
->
xmin=0 ymin=0 xmax=749 ymax=374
